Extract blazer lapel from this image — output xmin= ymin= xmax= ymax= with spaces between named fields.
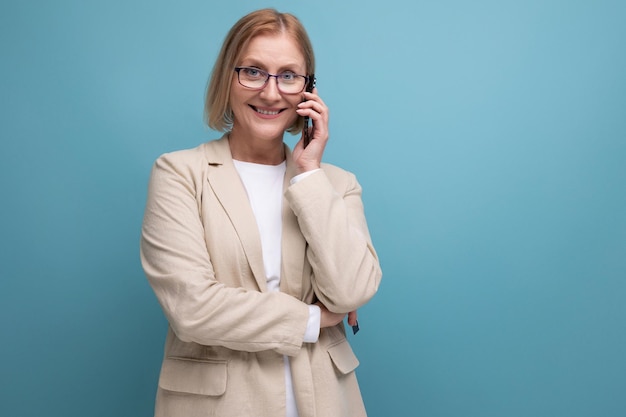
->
xmin=279 ymin=145 xmax=307 ymax=299
xmin=204 ymin=137 xmax=268 ymax=292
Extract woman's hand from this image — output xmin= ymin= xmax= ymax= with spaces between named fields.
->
xmin=316 ymin=301 xmax=357 ymax=329
xmin=347 ymin=310 xmax=358 ymax=328
xmin=293 ymin=87 xmax=329 ymax=175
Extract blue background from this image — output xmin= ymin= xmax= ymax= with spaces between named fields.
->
xmin=1 ymin=1 xmax=625 ymax=416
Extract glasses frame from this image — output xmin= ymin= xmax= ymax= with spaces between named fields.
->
xmin=234 ymin=67 xmax=310 ymax=94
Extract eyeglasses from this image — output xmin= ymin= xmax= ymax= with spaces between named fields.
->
xmin=234 ymin=67 xmax=309 ymax=94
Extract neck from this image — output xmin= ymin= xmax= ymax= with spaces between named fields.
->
xmin=228 ymin=131 xmax=285 ymax=165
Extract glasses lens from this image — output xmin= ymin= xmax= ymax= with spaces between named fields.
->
xmin=276 ymin=74 xmax=305 ymax=94
xmin=238 ymin=68 xmax=266 ymax=89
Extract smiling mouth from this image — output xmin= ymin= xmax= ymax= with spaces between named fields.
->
xmin=250 ymin=105 xmax=283 ymax=115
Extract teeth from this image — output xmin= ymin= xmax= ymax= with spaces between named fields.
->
xmin=256 ymin=108 xmax=280 ymax=115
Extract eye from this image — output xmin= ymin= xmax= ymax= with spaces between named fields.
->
xmin=278 ymin=72 xmax=297 ymax=82
xmin=242 ymin=67 xmax=265 ymax=79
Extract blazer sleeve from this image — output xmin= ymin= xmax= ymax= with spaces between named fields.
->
xmin=140 ymin=152 xmax=309 ymax=356
xmin=284 ymin=168 xmax=382 ymax=313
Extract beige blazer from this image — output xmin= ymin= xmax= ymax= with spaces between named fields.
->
xmin=140 ymin=136 xmax=382 ymax=417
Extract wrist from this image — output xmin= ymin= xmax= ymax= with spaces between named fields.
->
xmin=296 ymin=165 xmax=320 ymax=176
xmin=290 ymin=168 xmax=321 ymax=185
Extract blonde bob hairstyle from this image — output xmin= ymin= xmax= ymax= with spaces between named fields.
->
xmin=204 ymin=9 xmax=315 ymax=133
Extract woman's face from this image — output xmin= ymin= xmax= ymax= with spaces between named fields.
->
xmin=229 ymin=33 xmax=306 ymax=143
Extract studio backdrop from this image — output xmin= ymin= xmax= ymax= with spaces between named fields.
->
xmin=1 ymin=1 xmax=624 ymax=416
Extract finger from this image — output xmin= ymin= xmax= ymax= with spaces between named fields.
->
xmin=302 ymin=88 xmax=321 ymax=100
xmin=296 ymin=114 xmax=328 ymax=147
xmin=298 ymin=97 xmax=328 ymax=115
xmin=347 ymin=311 xmax=358 ymax=326
xmin=299 ymin=92 xmax=327 ymax=112
xmin=296 ymin=103 xmax=329 ymax=131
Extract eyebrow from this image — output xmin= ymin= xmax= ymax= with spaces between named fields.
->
xmin=238 ymin=58 xmax=304 ymax=74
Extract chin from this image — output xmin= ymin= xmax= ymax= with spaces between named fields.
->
xmin=255 ymin=122 xmax=293 ymax=140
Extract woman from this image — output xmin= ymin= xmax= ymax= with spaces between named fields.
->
xmin=140 ymin=8 xmax=382 ymax=417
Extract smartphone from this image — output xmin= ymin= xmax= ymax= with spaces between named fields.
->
xmin=302 ymin=74 xmax=316 ymax=148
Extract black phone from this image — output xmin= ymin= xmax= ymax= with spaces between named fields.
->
xmin=302 ymin=74 xmax=316 ymax=148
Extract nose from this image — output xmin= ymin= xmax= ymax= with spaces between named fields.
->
xmin=260 ymin=76 xmax=282 ymax=100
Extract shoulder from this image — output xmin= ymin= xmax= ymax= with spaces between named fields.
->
xmin=147 ymin=138 xmax=230 ymax=194
xmin=152 ymin=137 xmax=229 ymax=173
xmin=320 ymin=162 xmax=360 ymax=192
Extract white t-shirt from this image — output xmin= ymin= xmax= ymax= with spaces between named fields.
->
xmin=234 ymin=160 xmax=320 ymax=417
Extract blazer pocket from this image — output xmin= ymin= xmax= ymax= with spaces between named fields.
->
xmin=159 ymin=357 xmax=227 ymax=396
xmin=327 ymin=339 xmax=360 ymax=375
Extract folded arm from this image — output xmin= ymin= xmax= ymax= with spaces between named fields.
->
xmin=141 ymin=154 xmax=310 ymax=356
xmin=285 ymin=168 xmax=382 ymax=313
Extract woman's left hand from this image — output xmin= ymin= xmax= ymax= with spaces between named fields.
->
xmin=293 ymin=87 xmax=329 ymax=174
xmin=347 ymin=310 xmax=358 ymax=327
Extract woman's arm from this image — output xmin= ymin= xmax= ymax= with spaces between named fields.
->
xmin=140 ymin=152 xmax=310 ymax=356
xmin=285 ymin=168 xmax=382 ymax=313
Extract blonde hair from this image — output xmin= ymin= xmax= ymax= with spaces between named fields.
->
xmin=204 ymin=8 xmax=315 ymax=133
